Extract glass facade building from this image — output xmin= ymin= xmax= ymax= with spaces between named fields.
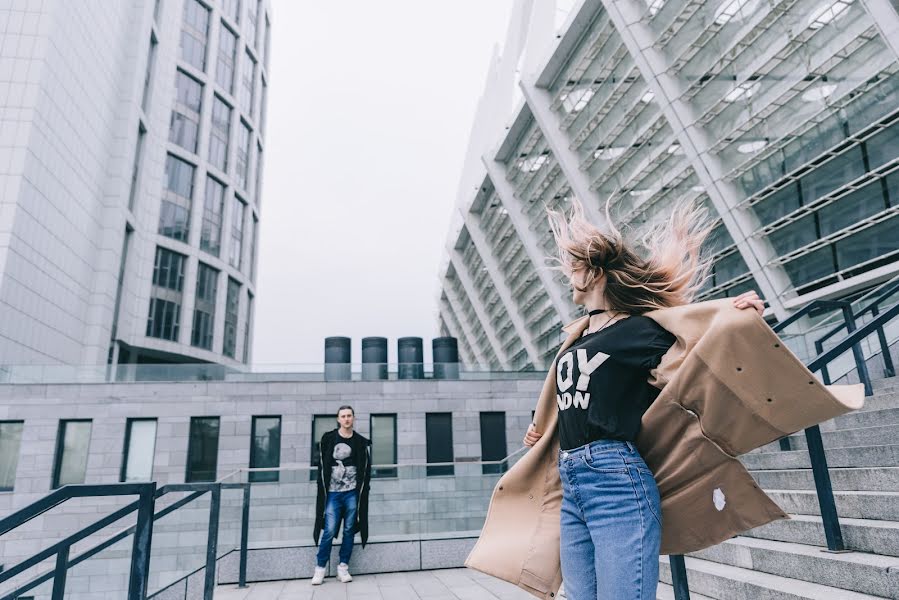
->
xmin=438 ymin=0 xmax=899 ymax=371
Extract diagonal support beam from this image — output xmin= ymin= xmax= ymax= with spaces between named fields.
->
xmin=519 ymin=80 xmax=608 ymax=229
xmin=462 ymin=215 xmax=542 ymax=368
xmin=599 ymin=0 xmax=793 ymax=320
xmin=482 ymin=157 xmax=575 ymax=324
xmin=861 ymin=0 xmax=899 ymax=60
xmin=442 ymin=284 xmax=491 ymax=368
xmin=447 ymin=255 xmax=511 ymax=368
xmin=438 ymin=300 xmax=479 ymax=367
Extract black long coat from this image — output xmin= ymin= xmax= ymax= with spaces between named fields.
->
xmin=313 ymin=429 xmax=373 ymax=547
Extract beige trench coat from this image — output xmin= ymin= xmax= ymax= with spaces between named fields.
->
xmin=465 ymin=298 xmax=864 ymax=599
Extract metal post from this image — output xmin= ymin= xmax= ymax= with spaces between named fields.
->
xmin=815 ymin=340 xmax=832 ymax=385
xmin=669 ymin=554 xmax=690 ymax=600
xmin=204 ymin=485 xmax=222 ymax=600
xmin=238 ymin=484 xmax=251 ymax=588
xmin=128 ymin=484 xmax=156 ymax=600
xmin=804 ymin=425 xmax=845 ymax=551
xmin=872 ymin=305 xmax=896 ymax=378
xmin=50 ymin=546 xmax=69 ymax=600
xmin=843 ymin=306 xmax=873 ymax=396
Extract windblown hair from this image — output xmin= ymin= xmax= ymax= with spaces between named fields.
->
xmin=546 ymin=197 xmax=715 ymax=313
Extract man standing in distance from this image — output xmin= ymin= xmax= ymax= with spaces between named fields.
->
xmin=311 ymin=405 xmax=372 ymax=585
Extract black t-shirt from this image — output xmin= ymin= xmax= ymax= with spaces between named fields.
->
xmin=556 ymin=315 xmax=676 ymax=450
xmin=329 ymin=432 xmax=361 ymax=492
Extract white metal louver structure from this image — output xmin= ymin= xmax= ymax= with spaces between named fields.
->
xmin=437 ymin=0 xmax=899 ymax=371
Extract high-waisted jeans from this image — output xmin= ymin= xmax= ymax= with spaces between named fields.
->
xmin=558 ymin=439 xmax=661 ymax=600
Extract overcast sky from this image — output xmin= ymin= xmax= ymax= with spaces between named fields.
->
xmin=253 ymin=1 xmax=516 ymax=367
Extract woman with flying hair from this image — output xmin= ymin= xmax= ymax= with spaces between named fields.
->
xmin=523 ymin=197 xmax=763 ymax=600
xmin=466 ymin=195 xmax=862 ymax=600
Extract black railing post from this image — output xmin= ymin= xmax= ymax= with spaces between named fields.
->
xmin=804 ymin=425 xmax=845 ymax=551
xmin=203 ymin=484 xmax=222 ymax=600
xmin=238 ymin=484 xmax=251 ymax=588
xmin=871 ymin=305 xmax=896 ymax=378
xmin=128 ymin=483 xmax=156 ymax=600
xmin=669 ymin=554 xmax=690 ymax=599
xmin=50 ymin=546 xmax=69 ymax=600
xmin=842 ymin=305 xmax=873 ymax=396
xmin=815 ymin=340 xmax=831 ymax=385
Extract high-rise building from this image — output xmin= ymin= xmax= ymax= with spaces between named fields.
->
xmin=438 ymin=0 xmax=899 ymax=371
xmin=0 ymin=0 xmax=271 ymax=368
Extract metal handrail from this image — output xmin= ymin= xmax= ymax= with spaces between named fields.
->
xmin=0 ymin=482 xmax=156 ymax=600
xmin=0 ymin=481 xmax=252 ymax=600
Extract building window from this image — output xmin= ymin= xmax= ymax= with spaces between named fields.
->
xmin=160 ymin=154 xmax=195 ymax=242
xmin=240 ymin=49 xmax=256 ymax=118
xmin=142 ymin=33 xmax=158 ymax=113
xmin=208 ymin=95 xmax=231 ymax=174
xmin=479 ymin=412 xmax=506 ymax=475
xmin=310 ymin=414 xmax=333 ymax=481
xmin=180 ymin=0 xmax=210 ymax=71
xmin=242 ymin=292 xmax=253 ymax=363
xmin=223 ymin=277 xmax=240 ymax=358
xmin=186 ymin=417 xmax=220 ymax=482
xmin=170 ymin=70 xmax=203 ymax=153
xmin=248 ymin=214 xmax=258 ymax=281
xmin=147 ymin=247 xmax=186 ymax=341
xmin=200 ymin=176 xmax=225 ymax=256
xmin=426 ymin=413 xmax=454 ymax=477
xmin=247 ymin=0 xmax=259 ymax=48
xmin=221 ymin=0 xmax=240 ymax=23
xmin=371 ymin=414 xmax=397 ymax=479
xmin=216 ymin=24 xmax=237 ymax=94
xmin=249 ymin=416 xmax=280 ymax=482
xmin=236 ymin=120 xmax=251 ymax=190
xmin=0 ymin=421 xmax=24 ymax=491
xmin=128 ymin=124 xmax=146 ymax=211
xmin=229 ymin=196 xmax=245 ymax=268
xmin=121 ymin=419 xmax=157 ymax=482
xmin=192 ymin=262 xmax=219 ymax=350
xmin=52 ymin=420 xmax=92 ymax=489
xmin=254 ymin=142 xmax=263 ymax=204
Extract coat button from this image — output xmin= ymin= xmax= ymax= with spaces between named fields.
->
xmin=528 ymin=494 xmax=534 ymax=500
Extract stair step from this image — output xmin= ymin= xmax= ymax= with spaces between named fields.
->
xmin=781 ymin=424 xmax=899 ymax=451
xmin=750 ymin=466 xmax=899 ymax=492
xmin=765 ymin=489 xmax=899 ymax=521
xmin=656 ymin=581 xmax=715 ymax=600
xmin=744 ymin=514 xmax=899 ymax=558
xmin=742 ymin=445 xmax=899 ymax=470
xmin=828 ymin=407 xmax=899 ymax=430
xmin=658 ymin=554 xmax=885 ymax=599
xmin=689 ymin=536 xmax=899 ymax=598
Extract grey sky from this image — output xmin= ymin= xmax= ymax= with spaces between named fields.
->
xmin=254 ymin=1 xmax=515 ymax=367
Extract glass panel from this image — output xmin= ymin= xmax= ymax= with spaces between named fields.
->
xmin=240 ymin=49 xmax=255 ymax=116
xmin=191 ymin=263 xmax=218 ymax=350
xmin=713 ymin=251 xmax=749 ymax=284
xmin=0 ymin=421 xmax=24 ymax=490
xmin=200 ymin=177 xmax=225 ymax=256
xmin=229 ymin=197 xmax=245 ymax=268
xmin=752 ymin=183 xmax=800 ymax=226
xmin=310 ymin=415 xmax=333 ymax=481
xmin=216 ymin=24 xmax=237 ymax=94
xmin=835 ymin=216 xmax=899 ymax=270
xmin=170 ymin=70 xmax=202 ymax=153
xmin=186 ymin=417 xmax=220 ymax=482
xmin=146 ymin=298 xmax=181 ymax=341
xmin=818 ymin=180 xmax=887 ymax=237
xmin=221 ymin=0 xmax=240 ymax=23
xmin=123 ymin=419 xmax=157 ymax=481
xmin=209 ymin=96 xmax=231 ymax=173
xmin=223 ymin=278 xmax=240 ymax=357
xmin=250 ymin=416 xmax=281 ymax=482
xmin=479 ymin=412 xmax=506 ymax=475
xmin=865 ymin=121 xmax=899 ymax=171
xmin=371 ymin=414 xmax=397 ymax=478
xmin=784 ymin=246 xmax=836 ymax=288
xmin=425 ymin=413 xmax=454 ymax=477
xmin=142 ymin=34 xmax=157 ymax=112
xmin=236 ymin=121 xmax=251 ymax=190
xmin=152 ymin=247 xmax=186 ymax=291
xmin=180 ymin=0 xmax=209 ymax=71
xmin=767 ymin=214 xmax=817 ymax=256
xmin=800 ymin=146 xmax=866 ymax=205
xmin=54 ymin=420 xmax=92 ymax=488
xmin=242 ymin=292 xmax=253 ymax=363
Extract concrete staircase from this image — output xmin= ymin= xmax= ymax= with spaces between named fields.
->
xmin=658 ymin=375 xmax=899 ymax=599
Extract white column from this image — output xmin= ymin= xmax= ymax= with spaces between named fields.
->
xmin=463 ymin=213 xmax=542 ymax=367
xmin=861 ymin=0 xmax=899 ymax=59
xmin=449 ymin=252 xmax=512 ymax=368
xmin=600 ymin=0 xmax=794 ymax=320
xmin=482 ymin=157 xmax=574 ymax=323
xmin=444 ymin=282 xmax=490 ymax=365
xmin=519 ymin=80 xmax=608 ymax=228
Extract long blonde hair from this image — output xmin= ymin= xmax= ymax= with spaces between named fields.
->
xmin=547 ymin=197 xmax=714 ymax=312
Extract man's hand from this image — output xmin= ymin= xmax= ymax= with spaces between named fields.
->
xmin=732 ymin=290 xmax=765 ymax=316
xmin=524 ymin=423 xmax=543 ymax=447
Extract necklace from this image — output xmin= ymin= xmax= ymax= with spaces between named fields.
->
xmin=583 ymin=309 xmax=620 ymax=337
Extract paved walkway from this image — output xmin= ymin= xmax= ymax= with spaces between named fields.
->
xmin=215 ymin=568 xmax=535 ymax=599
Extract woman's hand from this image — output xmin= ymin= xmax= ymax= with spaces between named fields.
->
xmin=524 ymin=423 xmax=543 ymax=447
xmin=732 ymin=290 xmax=765 ymax=316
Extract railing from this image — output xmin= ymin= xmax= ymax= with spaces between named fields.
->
xmin=0 ymin=481 xmax=251 ymax=600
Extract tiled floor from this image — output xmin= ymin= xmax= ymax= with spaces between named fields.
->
xmin=214 ymin=568 xmax=536 ymax=599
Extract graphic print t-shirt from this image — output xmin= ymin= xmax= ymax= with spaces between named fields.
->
xmin=329 ymin=435 xmax=360 ymax=492
xmin=556 ymin=315 xmax=676 ymax=450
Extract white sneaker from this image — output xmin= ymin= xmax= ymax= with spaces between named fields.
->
xmin=336 ymin=562 xmax=352 ymax=583
xmin=311 ymin=566 xmax=326 ymax=585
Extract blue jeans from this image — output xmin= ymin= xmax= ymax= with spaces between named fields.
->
xmin=558 ymin=440 xmax=661 ymax=600
xmin=316 ymin=490 xmax=358 ymax=568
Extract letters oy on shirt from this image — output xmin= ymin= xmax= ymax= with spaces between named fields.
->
xmin=556 ymin=349 xmax=611 ymax=411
